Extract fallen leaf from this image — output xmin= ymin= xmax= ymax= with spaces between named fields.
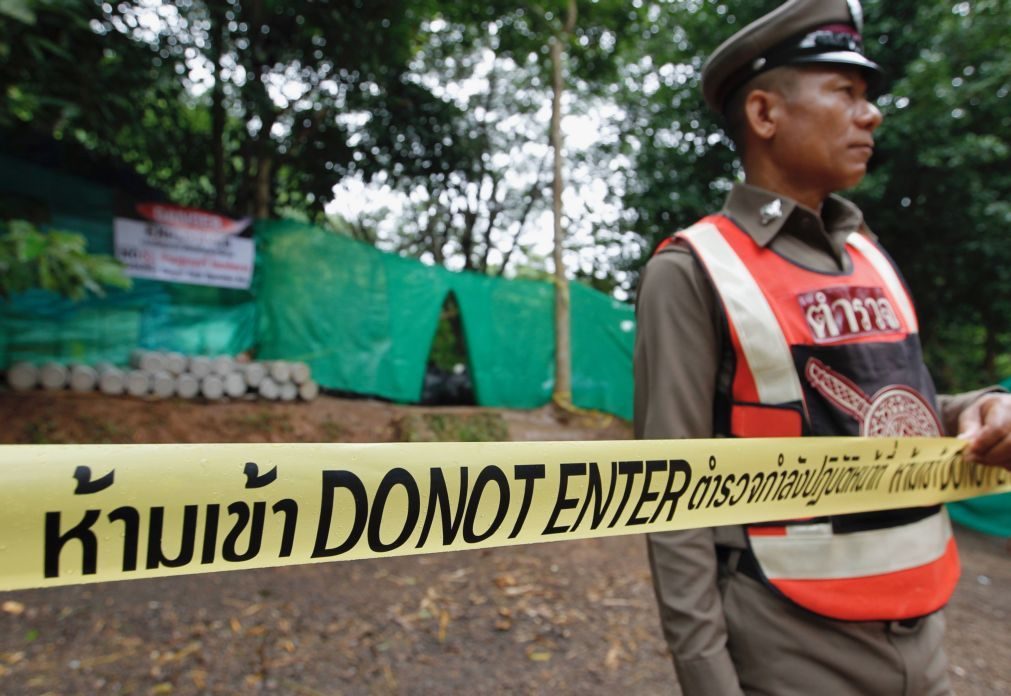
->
xmin=528 ymin=651 xmax=552 ymax=662
xmin=437 ymin=610 xmax=450 ymax=643
xmin=229 ymin=618 xmax=241 ymax=634
xmin=504 ymin=585 xmax=536 ymax=597
xmin=149 ymin=683 xmax=173 ymax=695
xmin=2 ymin=601 xmax=25 ymax=616
xmin=494 ymin=574 xmax=517 ymax=589
xmin=605 ymin=643 xmax=622 ymax=670
xmin=242 ymin=603 xmax=263 ymax=617
xmin=382 ymin=663 xmax=398 ymax=690
xmin=444 ymin=568 xmax=471 ymax=582
xmin=190 ymin=669 xmax=207 ymax=689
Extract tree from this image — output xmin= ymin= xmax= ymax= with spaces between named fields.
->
xmin=549 ymin=0 xmax=578 ymax=405
xmin=2 ymin=0 xmax=466 ymax=222
xmin=854 ymin=0 xmax=1011 ymax=387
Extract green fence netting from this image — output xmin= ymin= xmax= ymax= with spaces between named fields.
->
xmin=450 ymin=270 xmax=555 ymax=410
xmin=254 ymin=219 xmax=450 ymax=404
xmin=949 ymin=496 xmax=1011 ymax=538
xmin=0 ymin=279 xmax=256 ymax=366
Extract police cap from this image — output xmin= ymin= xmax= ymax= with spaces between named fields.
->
xmin=701 ymin=0 xmax=883 ymax=114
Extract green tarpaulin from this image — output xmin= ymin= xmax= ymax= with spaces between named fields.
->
xmin=253 ymin=219 xmax=634 ymax=416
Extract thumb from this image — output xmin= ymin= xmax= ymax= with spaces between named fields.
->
xmin=957 ymin=400 xmax=985 ymax=440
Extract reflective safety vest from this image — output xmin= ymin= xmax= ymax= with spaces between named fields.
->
xmin=671 ymin=214 xmax=960 ymax=621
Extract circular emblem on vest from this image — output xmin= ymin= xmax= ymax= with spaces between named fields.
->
xmin=805 ymin=358 xmax=941 ymax=436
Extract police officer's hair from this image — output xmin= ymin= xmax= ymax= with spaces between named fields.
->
xmin=723 ymin=66 xmax=801 ymax=156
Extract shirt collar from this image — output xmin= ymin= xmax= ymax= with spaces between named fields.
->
xmin=721 ymin=182 xmax=867 ymax=249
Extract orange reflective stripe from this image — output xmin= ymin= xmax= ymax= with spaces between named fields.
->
xmin=730 ymin=404 xmax=803 ymax=438
xmin=653 ymin=236 xmax=676 ymax=254
xmin=768 ymin=538 xmax=960 ymax=621
xmin=747 ymin=526 xmax=787 ymax=537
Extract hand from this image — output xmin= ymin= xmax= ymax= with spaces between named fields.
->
xmin=957 ymin=393 xmax=1011 ymax=470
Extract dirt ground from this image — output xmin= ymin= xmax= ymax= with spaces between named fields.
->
xmin=0 ymin=391 xmax=1008 ymax=695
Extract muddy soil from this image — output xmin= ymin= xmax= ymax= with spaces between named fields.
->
xmin=0 ymin=391 xmax=1008 ymax=695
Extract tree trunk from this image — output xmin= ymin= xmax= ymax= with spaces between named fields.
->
xmin=550 ymin=0 xmax=577 ymax=408
xmin=255 ymin=156 xmax=273 ymax=219
xmin=210 ymin=3 xmax=227 ymax=212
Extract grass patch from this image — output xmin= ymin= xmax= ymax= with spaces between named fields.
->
xmin=396 ymin=412 xmax=508 ymax=442
xmin=229 ymin=410 xmax=294 ymax=436
xmin=19 ymin=421 xmax=63 ymax=444
xmin=79 ymin=416 xmax=130 ymax=443
xmin=318 ymin=416 xmax=346 ymax=441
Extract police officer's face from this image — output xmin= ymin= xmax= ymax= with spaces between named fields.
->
xmin=773 ymin=66 xmax=883 ymax=194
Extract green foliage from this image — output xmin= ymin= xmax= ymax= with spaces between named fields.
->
xmin=428 ymin=294 xmax=468 ymax=372
xmin=602 ymin=1 xmax=773 ymax=263
xmin=1 ymin=0 xmax=463 ymax=221
xmin=0 ymin=219 xmax=131 ymax=300
xmin=853 ymin=0 xmax=1011 ymax=387
xmin=0 ymin=0 xmax=35 ymax=24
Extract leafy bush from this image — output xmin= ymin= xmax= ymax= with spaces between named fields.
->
xmin=0 ymin=219 xmax=131 ymax=300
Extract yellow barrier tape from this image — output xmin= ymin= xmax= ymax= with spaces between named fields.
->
xmin=2 ymin=437 xmax=1008 ymax=591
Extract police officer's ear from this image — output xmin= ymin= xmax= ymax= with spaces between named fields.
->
xmin=743 ymin=87 xmax=783 ymax=142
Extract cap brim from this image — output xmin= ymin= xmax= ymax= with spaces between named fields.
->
xmin=786 ymin=51 xmax=885 ymax=92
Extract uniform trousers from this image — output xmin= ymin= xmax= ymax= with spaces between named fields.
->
xmin=716 ymin=552 xmax=952 ymax=696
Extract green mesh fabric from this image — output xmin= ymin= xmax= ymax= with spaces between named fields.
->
xmin=571 ymin=282 xmax=635 ymax=417
xmin=0 ymin=288 xmax=145 ymax=366
xmin=0 ymin=279 xmax=256 ymax=366
xmin=451 ymin=272 xmax=555 ymax=409
xmin=254 ymin=219 xmax=450 ymax=403
xmin=948 ymin=496 xmax=1011 ymax=538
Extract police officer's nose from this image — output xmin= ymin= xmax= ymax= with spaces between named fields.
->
xmin=857 ymin=100 xmax=883 ymax=131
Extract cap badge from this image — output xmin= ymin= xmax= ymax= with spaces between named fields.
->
xmin=846 ymin=0 xmax=865 ymax=32
xmin=760 ymin=199 xmax=783 ymax=225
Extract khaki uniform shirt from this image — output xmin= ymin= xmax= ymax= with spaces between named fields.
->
xmin=634 ymin=182 xmax=989 ymax=695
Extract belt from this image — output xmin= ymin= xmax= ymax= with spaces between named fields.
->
xmin=715 ymin=545 xmax=763 ymax=583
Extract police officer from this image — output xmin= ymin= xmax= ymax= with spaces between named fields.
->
xmin=634 ymin=0 xmax=1011 ymax=694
